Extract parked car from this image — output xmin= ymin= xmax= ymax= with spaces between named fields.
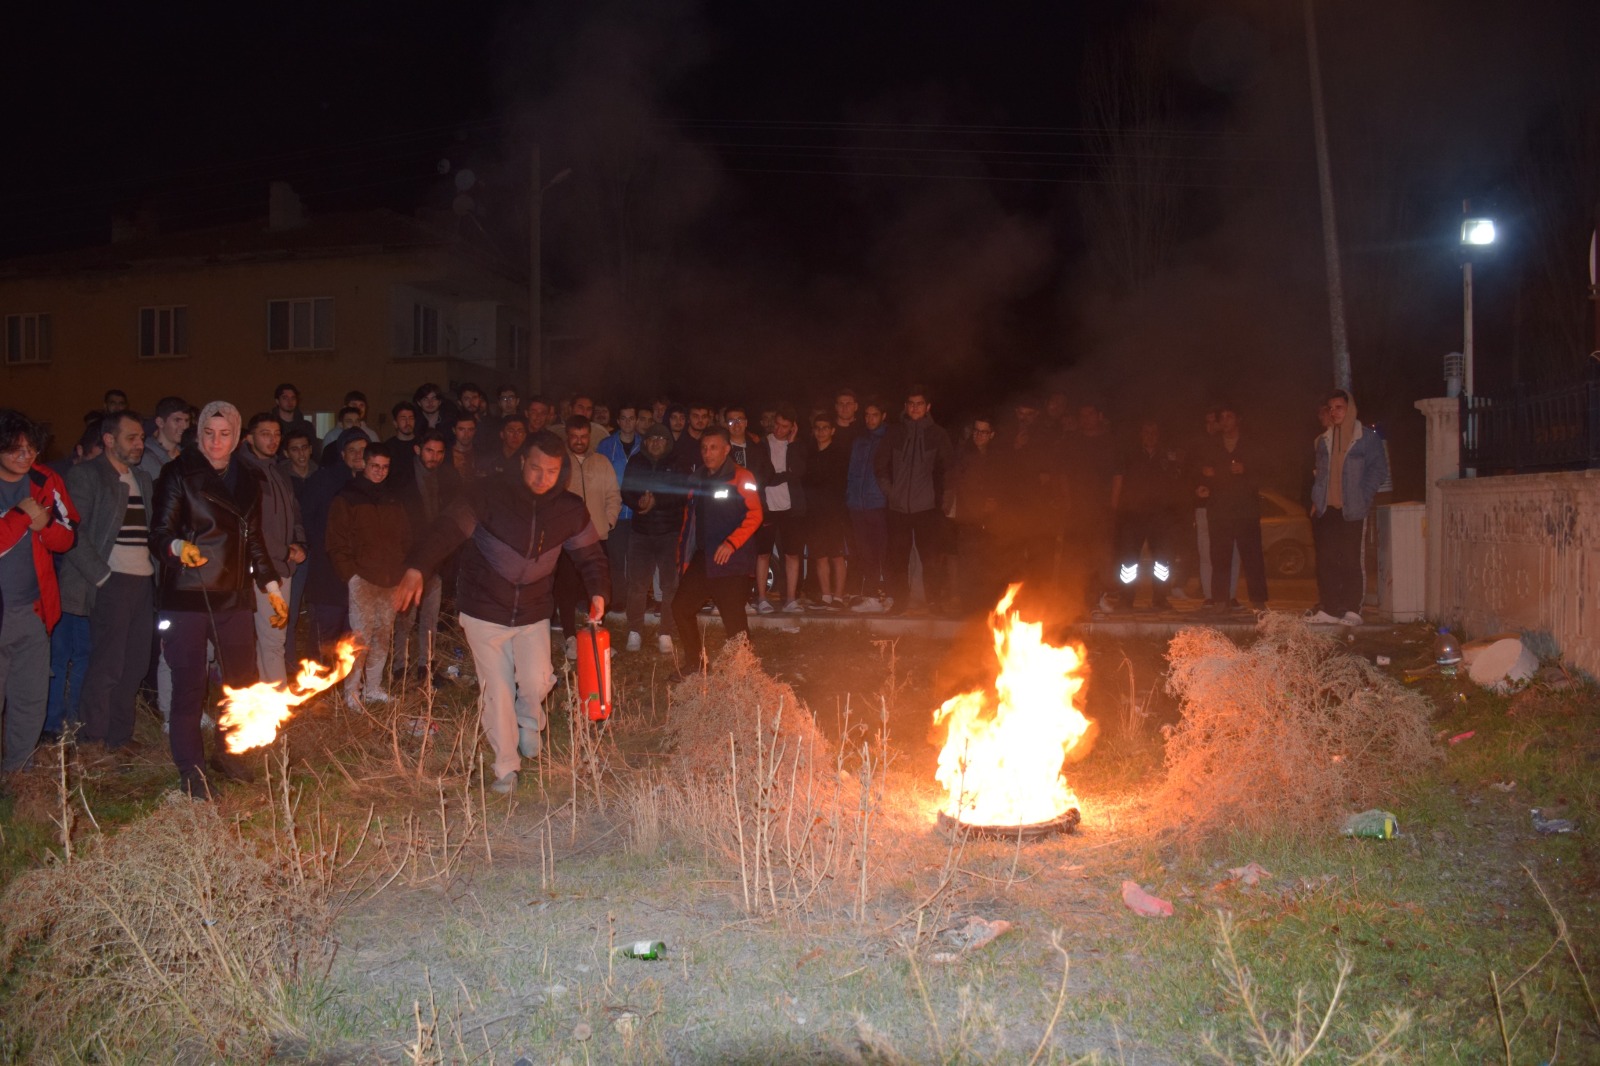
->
xmin=1166 ymin=489 xmax=1317 ymax=593
xmin=1257 ymin=489 xmax=1316 ymax=579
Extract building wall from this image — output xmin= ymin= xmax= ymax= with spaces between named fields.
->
xmin=1437 ymin=470 xmax=1600 ymax=674
xmin=1 ymin=249 xmax=525 ymax=452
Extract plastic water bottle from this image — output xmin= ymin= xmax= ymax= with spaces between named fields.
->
xmin=619 ymin=940 xmax=665 ymax=960
xmin=1433 ymin=628 xmax=1462 ymax=677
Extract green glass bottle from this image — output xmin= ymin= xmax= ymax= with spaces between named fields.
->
xmin=620 ymin=940 xmax=665 ymax=960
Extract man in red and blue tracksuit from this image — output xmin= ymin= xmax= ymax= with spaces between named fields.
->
xmin=671 ymin=423 xmax=763 ymax=673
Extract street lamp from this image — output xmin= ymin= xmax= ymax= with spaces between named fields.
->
xmin=1460 ymin=212 xmax=1496 ymax=396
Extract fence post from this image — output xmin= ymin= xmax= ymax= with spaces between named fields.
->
xmin=1416 ymin=396 xmax=1460 ymax=620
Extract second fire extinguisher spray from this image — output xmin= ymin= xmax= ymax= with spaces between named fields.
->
xmin=576 ymin=619 xmax=612 ymax=722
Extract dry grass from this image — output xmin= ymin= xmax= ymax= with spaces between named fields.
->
xmin=0 ymin=800 xmax=334 ymax=1061
xmin=638 ymin=637 xmax=902 ymax=917
xmin=664 ymin=635 xmax=832 ymax=777
xmin=1157 ymin=613 xmax=1442 ymax=835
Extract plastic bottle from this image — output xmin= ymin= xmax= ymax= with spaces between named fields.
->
xmin=1342 ymin=809 xmax=1399 ymax=839
xmin=1433 ymin=627 xmax=1462 ymax=677
xmin=619 ymin=940 xmax=665 ymax=960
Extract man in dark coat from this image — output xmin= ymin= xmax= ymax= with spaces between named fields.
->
xmin=300 ymin=430 xmax=369 ymax=660
xmin=62 ymin=412 xmax=156 ymax=756
xmin=671 ymin=425 xmax=763 ymax=673
xmin=395 ymin=431 xmax=608 ymax=795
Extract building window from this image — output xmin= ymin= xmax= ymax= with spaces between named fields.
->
xmin=267 ymin=298 xmax=334 ymax=352
xmin=4 ymin=313 xmax=51 ymax=365
xmin=412 ymin=302 xmax=440 ymax=356
xmin=139 ymin=305 xmax=188 ymax=358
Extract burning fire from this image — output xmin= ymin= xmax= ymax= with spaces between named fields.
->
xmin=934 ymin=586 xmax=1093 ymax=827
xmin=218 ymin=639 xmax=359 ymax=753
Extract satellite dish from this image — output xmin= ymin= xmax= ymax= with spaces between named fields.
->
xmin=437 ymin=158 xmax=451 ymax=175
xmin=452 ymin=193 xmax=475 ymax=216
xmin=454 ymin=169 xmax=477 ymax=192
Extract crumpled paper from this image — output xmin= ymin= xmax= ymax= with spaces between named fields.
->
xmin=1121 ymin=880 xmax=1174 ymax=917
xmin=1226 ymin=862 xmax=1273 ymax=886
xmin=929 ymin=916 xmax=1013 ymax=963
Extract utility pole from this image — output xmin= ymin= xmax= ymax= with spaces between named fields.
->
xmin=1305 ymin=0 xmax=1352 ymax=391
xmin=529 ymin=144 xmax=543 ymax=395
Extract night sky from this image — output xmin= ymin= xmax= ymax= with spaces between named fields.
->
xmin=4 ymin=0 xmax=1596 ymax=494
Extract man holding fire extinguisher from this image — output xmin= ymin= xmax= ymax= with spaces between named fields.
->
xmin=393 ymin=430 xmax=608 ymax=795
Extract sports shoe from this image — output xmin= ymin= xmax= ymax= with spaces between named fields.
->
xmin=851 ymin=596 xmax=884 ymax=614
xmin=518 ymin=727 xmax=540 ymax=758
xmin=1305 ymin=610 xmax=1342 ymax=625
xmin=781 ymin=599 xmax=803 ymax=613
xmin=657 ymin=634 xmax=674 ymax=654
xmin=756 ymin=600 xmax=775 ymax=615
xmin=1340 ymin=611 xmax=1363 ymax=627
xmin=564 ymin=636 xmax=577 ymax=659
xmin=490 ymin=771 xmax=518 ymax=795
xmin=364 ymin=689 xmax=391 ymax=704
xmin=625 ymin=631 xmax=642 ymax=652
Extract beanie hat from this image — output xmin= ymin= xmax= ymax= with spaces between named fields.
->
xmin=643 ymin=423 xmax=673 ymax=442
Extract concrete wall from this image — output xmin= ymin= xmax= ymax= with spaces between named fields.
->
xmin=1420 ymin=395 xmax=1600 ymax=673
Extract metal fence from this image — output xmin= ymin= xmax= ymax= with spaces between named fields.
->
xmin=1460 ymin=381 xmax=1600 ymax=474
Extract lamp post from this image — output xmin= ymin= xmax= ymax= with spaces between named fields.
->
xmin=528 ymin=147 xmax=572 ymax=394
xmin=1460 ymin=210 xmax=1496 ymax=396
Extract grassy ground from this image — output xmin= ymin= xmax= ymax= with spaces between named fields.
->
xmin=1 ymin=615 xmax=1596 ymax=1064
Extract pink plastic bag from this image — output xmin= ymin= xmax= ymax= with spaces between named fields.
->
xmin=1121 ymin=880 xmax=1174 ymax=918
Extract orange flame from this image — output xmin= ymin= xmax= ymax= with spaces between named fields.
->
xmin=933 ymin=585 xmax=1093 ymax=826
xmin=218 ymin=639 xmax=359 ymax=753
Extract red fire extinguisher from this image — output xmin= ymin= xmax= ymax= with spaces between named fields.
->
xmin=576 ymin=621 xmax=612 ymax=722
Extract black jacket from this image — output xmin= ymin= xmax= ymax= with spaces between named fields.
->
xmin=406 ymin=465 xmax=609 ymax=627
xmin=621 ymin=451 xmax=688 ymax=538
xmin=149 ymin=448 xmax=278 ymax=612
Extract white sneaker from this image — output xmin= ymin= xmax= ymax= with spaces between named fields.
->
xmin=851 ymin=596 xmax=883 ymax=614
xmin=644 ymin=611 xmax=661 ymax=624
xmin=518 ymin=727 xmax=540 ymax=758
xmin=657 ymin=634 xmax=674 ymax=654
xmin=490 ymin=771 xmax=518 ymax=795
xmin=1306 ymin=610 xmax=1342 ymax=625
xmin=625 ymin=631 xmax=642 ymax=652
xmin=1340 ymin=611 xmax=1363 ymax=627
xmin=756 ymin=600 xmax=775 ymax=615
xmin=564 ymin=636 xmax=577 ymax=659
xmin=782 ymin=599 xmax=803 ymax=613
xmin=365 ymin=689 xmax=390 ymax=703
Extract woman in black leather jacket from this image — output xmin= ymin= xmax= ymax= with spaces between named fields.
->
xmin=149 ymin=400 xmax=285 ymax=798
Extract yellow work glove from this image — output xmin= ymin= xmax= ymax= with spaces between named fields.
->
xmin=175 ymin=540 xmax=208 ymax=568
xmin=268 ymin=592 xmax=289 ymax=629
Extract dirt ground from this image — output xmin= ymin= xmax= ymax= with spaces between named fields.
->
xmin=3 ymin=611 xmax=1595 ymax=1064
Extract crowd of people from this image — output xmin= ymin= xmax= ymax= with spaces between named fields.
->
xmin=0 ymin=377 xmax=1386 ymax=796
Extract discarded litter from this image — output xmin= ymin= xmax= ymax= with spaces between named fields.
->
xmin=1342 ymin=809 xmax=1399 ymax=839
xmin=1227 ymin=862 xmax=1273 ymax=886
xmin=1375 ymin=655 xmax=1392 ymax=667
xmin=1433 ymin=628 xmax=1462 ymax=677
xmin=1121 ymin=880 xmax=1174 ymax=918
xmin=1490 ymin=780 xmax=1516 ymax=792
xmin=404 ymin=716 xmax=440 ymax=737
xmin=1531 ymin=809 xmax=1577 ymax=835
xmin=929 ymin=915 xmax=1014 ymax=962
xmin=1463 ymin=634 xmax=1538 ymax=692
xmin=617 ymin=939 xmax=665 ymax=960
xmin=1448 ymin=730 xmax=1475 ymax=745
